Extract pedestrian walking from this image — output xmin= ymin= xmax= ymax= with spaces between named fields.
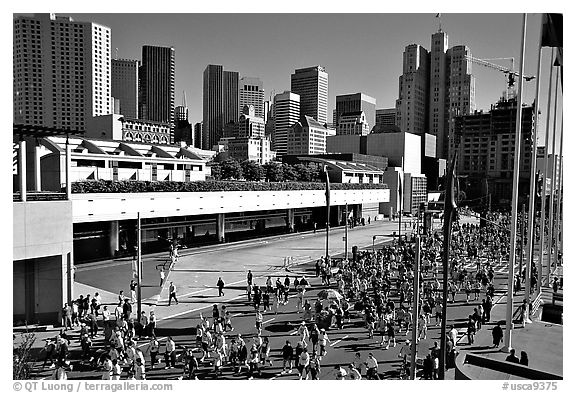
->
xmin=168 ymin=282 xmax=179 ymax=305
xmin=217 ymin=277 xmax=225 ymax=296
xmin=281 ymin=340 xmax=294 ymax=374
xmin=159 ymin=268 xmax=165 ymax=287
xmin=130 ymin=279 xmax=137 ymax=304
xmin=492 ymin=322 xmax=503 ymax=348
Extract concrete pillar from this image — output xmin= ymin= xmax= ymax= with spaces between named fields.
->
xmin=110 ymin=220 xmax=120 ymax=257
xmin=287 ymin=209 xmax=295 ymax=233
xmin=65 ymin=144 xmax=71 ymax=200
xmin=33 ymin=143 xmax=42 ymax=191
xmin=216 ymin=213 xmax=225 ymax=243
xmin=18 ymin=140 xmax=27 ymax=202
xmin=67 ymin=252 xmax=74 ymax=304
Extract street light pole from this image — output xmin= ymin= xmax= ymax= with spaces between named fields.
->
xmin=410 ymin=235 xmax=421 ymax=379
xmin=344 ymin=203 xmax=348 ymax=261
xmin=324 ymin=165 xmax=330 ymax=261
xmin=137 ymin=212 xmax=142 ymax=320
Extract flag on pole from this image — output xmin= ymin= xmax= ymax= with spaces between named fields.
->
xmin=541 ymin=13 xmax=562 ymax=48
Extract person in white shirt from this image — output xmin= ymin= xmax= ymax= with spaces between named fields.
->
xmin=111 ymin=359 xmax=121 ymax=380
xmin=298 ymin=347 xmax=310 ymax=380
xmin=164 ymin=336 xmax=176 ymax=369
xmin=134 ymin=358 xmax=146 ymax=380
xmin=334 ymin=365 xmax=347 ymax=380
xmin=319 ymin=328 xmax=330 ymax=357
xmin=365 ymin=353 xmax=379 ymax=380
xmin=101 ymin=356 xmax=112 ymax=380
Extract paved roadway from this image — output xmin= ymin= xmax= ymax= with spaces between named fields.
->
xmin=33 ymin=216 xmax=520 ymax=380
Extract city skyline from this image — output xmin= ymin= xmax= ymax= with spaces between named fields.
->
xmin=58 ymin=13 xmax=550 ymax=129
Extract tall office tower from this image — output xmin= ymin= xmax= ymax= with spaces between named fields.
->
xmin=395 ymin=44 xmax=430 ymax=136
xmin=239 ymin=77 xmax=264 ymax=119
xmin=290 ymin=66 xmax=328 ymax=124
xmin=396 ymin=29 xmax=476 ymax=159
xmin=175 ymin=91 xmax=189 ymax=122
xmin=112 ymin=59 xmax=139 ymax=119
xmin=263 ymin=100 xmax=272 ymax=124
xmin=139 ymin=45 xmax=175 ymax=124
xmin=202 ymin=64 xmax=239 ymax=150
xmin=429 ymin=30 xmax=449 ymax=158
xmin=13 ymin=14 xmax=112 ymax=131
xmin=375 ymin=108 xmax=397 ymax=128
xmin=446 ymin=45 xmax=476 ymax=157
xmin=194 ymin=122 xmax=203 ymax=149
xmin=335 ymin=93 xmax=376 ymax=129
xmin=273 ymin=91 xmax=300 ymax=157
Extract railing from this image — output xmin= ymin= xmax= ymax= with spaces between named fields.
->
xmin=13 ymin=192 xmax=68 ymax=202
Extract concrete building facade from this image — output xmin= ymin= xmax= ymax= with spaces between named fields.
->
xmin=287 ymin=115 xmax=328 ymax=156
xmin=273 ymin=91 xmax=300 ymax=157
xmin=239 ymin=77 xmax=264 ymax=119
xmin=337 ymin=111 xmax=371 ymax=136
xmin=112 ymin=59 xmax=139 ymax=119
xmin=85 ymin=114 xmax=173 ymax=144
xmin=335 ymin=93 xmax=376 ymax=128
xmin=13 ymin=14 xmax=112 ymax=132
xmin=138 ymin=45 xmax=175 ymax=125
xmin=396 ymin=44 xmax=430 ymax=136
xmin=290 ymin=66 xmax=328 ymax=125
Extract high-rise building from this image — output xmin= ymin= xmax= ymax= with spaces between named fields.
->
xmin=202 ymin=64 xmax=239 ymax=150
xmin=194 ymin=122 xmax=203 ymax=149
xmin=112 ymin=59 xmax=139 ymax=119
xmin=273 ymin=91 xmax=300 ymax=157
xmin=138 ymin=45 xmax=175 ymax=125
xmin=13 ymin=13 xmax=112 ymax=131
xmin=375 ymin=108 xmax=397 ymax=128
xmin=429 ymin=30 xmax=449 ymax=159
xmin=239 ymin=77 xmax=264 ymax=119
xmin=395 ymin=44 xmax=430 ymax=136
xmin=290 ymin=66 xmax=328 ymax=124
xmin=335 ymin=93 xmax=376 ymax=129
xmin=175 ymin=91 xmax=189 ymax=123
xmin=337 ymin=111 xmax=371 ymax=136
xmin=446 ymin=45 xmax=476 ymax=156
xmin=287 ymin=115 xmax=328 ymax=156
xmin=396 ymin=29 xmax=476 ymax=159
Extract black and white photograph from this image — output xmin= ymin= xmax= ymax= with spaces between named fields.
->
xmin=10 ymin=2 xmax=567 ymax=386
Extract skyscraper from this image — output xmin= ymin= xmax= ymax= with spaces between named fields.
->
xmin=335 ymin=93 xmax=376 ymax=129
xmin=375 ymin=108 xmax=397 ymax=128
xmin=395 ymin=44 xmax=430 ymax=136
xmin=202 ymin=64 xmax=239 ymax=150
xmin=13 ymin=13 xmax=112 ymax=131
xmin=273 ymin=91 xmax=300 ymax=157
xmin=239 ymin=77 xmax=264 ymax=119
xmin=112 ymin=59 xmax=139 ymax=119
xmin=139 ymin=45 xmax=175 ymax=124
xmin=290 ymin=66 xmax=328 ymax=125
xmin=396 ymin=29 xmax=475 ymax=159
xmin=175 ymin=91 xmax=189 ymax=122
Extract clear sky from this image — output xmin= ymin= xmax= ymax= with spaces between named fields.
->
xmin=63 ymin=12 xmax=553 ymax=130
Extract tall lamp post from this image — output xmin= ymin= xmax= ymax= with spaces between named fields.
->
xmin=324 ymin=165 xmax=330 ymax=261
xmin=136 ymin=212 xmax=142 ymax=320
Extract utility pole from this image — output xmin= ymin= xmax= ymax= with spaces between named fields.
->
xmin=410 ymin=235 xmax=421 ymax=379
xmin=324 ymin=165 xmax=330 ymax=261
xmin=344 ymin=203 xmax=349 ymax=261
xmin=137 ymin=212 xmax=142 ymax=320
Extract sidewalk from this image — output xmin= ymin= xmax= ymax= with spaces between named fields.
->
xmin=454 ymin=286 xmax=563 ymax=379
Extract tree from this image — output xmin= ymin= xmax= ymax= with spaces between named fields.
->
xmin=221 ymin=158 xmax=243 ymax=180
xmin=262 ymin=161 xmax=284 ymax=182
xmin=294 ymin=163 xmax=313 ymax=182
xmin=282 ymin=163 xmax=299 ymax=181
xmin=13 ymin=332 xmax=35 ymax=379
xmin=209 ymin=162 xmax=222 ymax=180
xmin=242 ymin=160 xmax=264 ymax=182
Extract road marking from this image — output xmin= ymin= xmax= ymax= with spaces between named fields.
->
xmin=330 ymin=335 xmax=349 ymax=347
xmin=263 ymin=318 xmax=276 ymax=324
xmin=157 ymin=294 xmax=245 ymax=322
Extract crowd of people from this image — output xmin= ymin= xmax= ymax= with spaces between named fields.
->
xmin=39 ymin=210 xmax=545 ymax=380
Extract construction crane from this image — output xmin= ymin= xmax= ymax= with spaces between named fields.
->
xmin=465 ymin=55 xmax=535 ymax=100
